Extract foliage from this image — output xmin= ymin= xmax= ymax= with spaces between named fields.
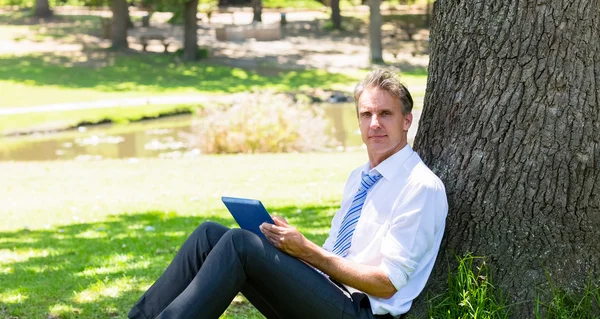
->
xmin=427 ymin=253 xmax=511 ymax=319
xmin=191 ymin=91 xmax=338 ymax=153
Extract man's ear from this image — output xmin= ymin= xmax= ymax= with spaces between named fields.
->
xmin=404 ymin=112 xmax=413 ymax=132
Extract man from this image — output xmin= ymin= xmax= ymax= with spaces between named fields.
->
xmin=128 ymin=69 xmax=448 ymax=319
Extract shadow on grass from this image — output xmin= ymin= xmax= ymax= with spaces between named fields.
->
xmin=0 ymin=204 xmax=337 ymax=319
xmin=0 ymin=52 xmax=359 ymax=94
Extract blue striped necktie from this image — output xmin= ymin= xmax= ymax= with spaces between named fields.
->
xmin=332 ymin=171 xmax=383 ymax=257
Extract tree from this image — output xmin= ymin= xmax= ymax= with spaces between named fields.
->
xmin=413 ymin=0 xmax=600 ymax=316
xmin=252 ymin=0 xmax=262 ymax=22
xmin=368 ymin=0 xmax=383 ymax=63
xmin=331 ymin=0 xmax=341 ymax=30
xmin=183 ymin=0 xmax=199 ymax=61
xmin=33 ymin=0 xmax=52 ymax=18
xmin=111 ymin=0 xmax=129 ymax=49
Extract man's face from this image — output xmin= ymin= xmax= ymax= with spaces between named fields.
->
xmin=357 ymin=87 xmax=412 ymax=167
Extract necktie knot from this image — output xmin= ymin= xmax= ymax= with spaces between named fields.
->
xmin=359 ymin=171 xmax=383 ymax=192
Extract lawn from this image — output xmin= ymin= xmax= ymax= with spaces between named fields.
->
xmin=0 ymin=103 xmax=197 ymax=134
xmin=0 ymin=152 xmax=367 ymax=318
xmin=0 ymin=53 xmax=364 ymax=108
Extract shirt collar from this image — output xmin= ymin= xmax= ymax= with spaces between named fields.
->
xmin=363 ymin=144 xmax=414 ymax=181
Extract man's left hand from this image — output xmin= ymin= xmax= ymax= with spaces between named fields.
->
xmin=260 ymin=217 xmax=310 ymax=259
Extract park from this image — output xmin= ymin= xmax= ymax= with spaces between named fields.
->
xmin=1 ymin=0 xmax=599 ymax=318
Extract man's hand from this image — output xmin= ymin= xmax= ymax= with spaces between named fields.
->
xmin=260 ymin=216 xmax=397 ymax=299
xmin=260 ymin=217 xmax=311 ymax=259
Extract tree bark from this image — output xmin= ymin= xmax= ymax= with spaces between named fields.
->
xmin=33 ymin=0 xmax=52 ymax=18
xmin=331 ymin=0 xmax=341 ymax=30
xmin=414 ymin=0 xmax=600 ymax=316
xmin=183 ymin=0 xmax=199 ymax=61
xmin=111 ymin=0 xmax=129 ymax=50
xmin=252 ymin=0 xmax=262 ymax=22
xmin=368 ymin=0 xmax=383 ymax=63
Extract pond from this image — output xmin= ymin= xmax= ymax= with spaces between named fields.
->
xmin=0 ymin=103 xmax=379 ymax=162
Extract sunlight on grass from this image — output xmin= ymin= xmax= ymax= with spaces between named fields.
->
xmin=74 ymin=277 xmax=135 ymax=303
xmin=0 ymin=53 xmax=362 ymax=108
xmin=0 ymin=290 xmax=28 ymax=303
xmin=49 ymin=303 xmax=82 ymax=317
xmin=0 ymin=266 xmax=12 ymax=274
xmin=78 ymin=259 xmax=152 ymax=277
xmin=75 ymin=229 xmax=108 ymax=239
xmin=0 ymin=247 xmax=60 ymax=264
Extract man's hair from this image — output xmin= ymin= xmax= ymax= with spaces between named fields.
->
xmin=353 ymin=69 xmax=414 ymax=115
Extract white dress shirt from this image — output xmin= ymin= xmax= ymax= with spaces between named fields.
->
xmin=322 ymin=144 xmax=448 ymax=316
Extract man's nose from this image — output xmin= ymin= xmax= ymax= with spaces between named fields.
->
xmin=370 ymin=115 xmax=381 ymax=128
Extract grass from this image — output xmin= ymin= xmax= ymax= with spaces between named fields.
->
xmin=427 ymin=253 xmax=511 ymax=319
xmin=263 ymin=0 xmax=325 ymax=10
xmin=0 ymin=103 xmax=197 ymax=134
xmin=0 ymin=53 xmax=363 ymax=108
xmin=0 ymin=152 xmax=367 ymax=318
xmin=535 ymin=275 xmax=600 ymax=319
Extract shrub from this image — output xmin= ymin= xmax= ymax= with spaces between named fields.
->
xmin=190 ymin=91 xmax=337 ymax=154
xmin=174 ymin=46 xmax=209 ymax=60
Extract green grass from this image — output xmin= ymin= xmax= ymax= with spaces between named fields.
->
xmin=263 ymin=0 xmax=325 ymax=9
xmin=535 ymin=275 xmax=600 ymax=319
xmin=0 ymin=152 xmax=367 ymax=318
xmin=427 ymin=253 xmax=511 ymax=319
xmin=0 ymin=103 xmax=197 ymax=134
xmin=0 ymin=53 xmax=361 ymax=108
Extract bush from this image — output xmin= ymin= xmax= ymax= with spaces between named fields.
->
xmin=190 ymin=91 xmax=337 ymax=154
xmin=174 ymin=46 xmax=209 ymax=60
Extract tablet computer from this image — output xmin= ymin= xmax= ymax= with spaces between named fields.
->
xmin=221 ymin=196 xmax=274 ymax=239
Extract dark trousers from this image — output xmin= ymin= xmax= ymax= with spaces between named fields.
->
xmin=128 ymin=221 xmax=394 ymax=319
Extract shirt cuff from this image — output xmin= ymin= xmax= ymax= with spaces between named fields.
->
xmin=380 ymin=258 xmax=410 ymax=292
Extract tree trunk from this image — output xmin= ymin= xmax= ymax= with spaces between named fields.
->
xmin=252 ymin=0 xmax=262 ymax=22
xmin=33 ymin=0 xmax=52 ymax=18
xmin=183 ymin=0 xmax=199 ymax=61
xmin=368 ymin=0 xmax=383 ymax=63
xmin=424 ymin=0 xmax=431 ymax=28
xmin=414 ymin=0 xmax=600 ymax=317
xmin=126 ymin=5 xmax=134 ymax=29
xmin=331 ymin=0 xmax=341 ymax=30
xmin=111 ymin=0 xmax=129 ymax=50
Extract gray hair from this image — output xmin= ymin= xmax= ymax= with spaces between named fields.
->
xmin=353 ymin=69 xmax=414 ymax=115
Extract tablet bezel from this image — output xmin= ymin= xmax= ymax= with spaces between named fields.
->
xmin=221 ymin=196 xmax=274 ymax=239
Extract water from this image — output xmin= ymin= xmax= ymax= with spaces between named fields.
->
xmin=0 ymin=103 xmax=368 ymax=162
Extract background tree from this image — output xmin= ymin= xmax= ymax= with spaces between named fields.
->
xmin=111 ymin=0 xmax=129 ymax=49
xmin=414 ymin=0 xmax=600 ymax=316
xmin=368 ymin=0 xmax=383 ymax=63
xmin=252 ymin=0 xmax=262 ymax=22
xmin=183 ymin=0 xmax=199 ymax=60
xmin=33 ymin=0 xmax=52 ymax=18
xmin=331 ymin=0 xmax=341 ymax=30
